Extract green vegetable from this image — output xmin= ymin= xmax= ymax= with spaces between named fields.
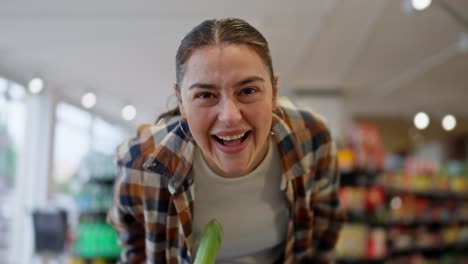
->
xmin=194 ymin=219 xmax=223 ymax=264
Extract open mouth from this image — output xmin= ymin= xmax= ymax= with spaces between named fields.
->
xmin=213 ymin=131 xmax=251 ymax=146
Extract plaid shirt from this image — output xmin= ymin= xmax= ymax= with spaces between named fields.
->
xmin=108 ymin=98 xmax=343 ymax=264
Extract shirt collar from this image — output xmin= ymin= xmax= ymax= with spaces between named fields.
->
xmin=144 ymin=100 xmax=306 ymax=194
xmin=143 ymin=117 xmax=196 ymax=194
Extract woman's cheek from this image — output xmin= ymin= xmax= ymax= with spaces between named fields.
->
xmin=188 ymin=117 xmax=210 ymax=144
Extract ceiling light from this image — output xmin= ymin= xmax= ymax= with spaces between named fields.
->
xmin=457 ymin=33 xmax=468 ymax=53
xmin=81 ymin=92 xmax=97 ymax=109
xmin=121 ymin=105 xmax=136 ymax=121
xmin=442 ymin=114 xmax=457 ymax=131
xmin=28 ymin=78 xmax=44 ymax=94
xmin=414 ymin=112 xmax=429 ymax=130
xmin=411 ymin=0 xmax=431 ymax=11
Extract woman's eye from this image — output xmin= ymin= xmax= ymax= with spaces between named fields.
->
xmin=240 ymin=87 xmax=257 ymax=95
xmin=195 ymin=92 xmax=215 ymax=99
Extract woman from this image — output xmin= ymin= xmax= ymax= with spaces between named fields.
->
xmin=108 ymin=18 xmax=343 ymax=264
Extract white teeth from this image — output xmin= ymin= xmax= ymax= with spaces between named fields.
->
xmin=217 ymin=133 xmax=245 ymax=141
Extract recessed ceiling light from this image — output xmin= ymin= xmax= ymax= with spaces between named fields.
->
xmin=414 ymin=112 xmax=429 ymax=130
xmin=458 ymin=33 xmax=468 ymax=53
xmin=442 ymin=114 xmax=456 ymax=131
xmin=121 ymin=105 xmax=136 ymax=121
xmin=81 ymin=92 xmax=97 ymax=109
xmin=411 ymin=0 xmax=431 ymax=11
xmin=28 ymin=78 xmax=44 ymax=94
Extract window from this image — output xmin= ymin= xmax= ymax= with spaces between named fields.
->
xmin=53 ymin=102 xmax=92 ymax=192
xmin=52 ymin=102 xmax=129 ymax=193
xmin=0 ymin=77 xmax=27 ymax=261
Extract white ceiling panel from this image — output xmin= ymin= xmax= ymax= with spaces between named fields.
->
xmin=0 ymin=0 xmax=467 ymax=128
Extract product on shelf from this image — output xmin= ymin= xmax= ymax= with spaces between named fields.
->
xmin=367 ymin=228 xmax=387 ymax=259
xmin=443 ymin=225 xmax=460 ymax=244
xmin=389 ymin=227 xmax=412 ymax=250
xmin=339 ymin=187 xmax=366 ymax=213
xmin=336 ymin=224 xmax=368 ymax=258
xmin=365 ymin=185 xmax=386 ymax=214
xmin=72 ymin=151 xmax=120 ymax=261
xmin=347 ymin=122 xmax=385 ymax=172
xmin=338 ymin=153 xmax=468 ymax=263
xmin=338 ymin=148 xmax=355 ymax=173
xmin=75 ymin=222 xmax=120 ymax=258
xmin=336 ymin=224 xmax=387 ymax=260
xmin=0 ymin=125 xmax=16 ymax=189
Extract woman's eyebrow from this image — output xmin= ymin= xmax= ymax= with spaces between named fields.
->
xmin=188 ymin=83 xmax=217 ymax=90
xmin=236 ymin=76 xmax=264 ymax=87
xmin=188 ymin=76 xmax=265 ymax=90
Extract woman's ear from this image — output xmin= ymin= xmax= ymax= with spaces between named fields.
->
xmin=174 ymin=84 xmax=185 ymax=117
xmin=273 ymin=75 xmax=279 ymax=109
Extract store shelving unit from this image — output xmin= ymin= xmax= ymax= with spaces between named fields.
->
xmin=73 ymin=153 xmax=121 ymax=264
xmin=0 ymin=198 xmax=10 ymax=262
xmin=0 ymin=126 xmax=15 ymax=262
xmin=337 ymin=169 xmax=468 ymax=263
xmin=73 ymin=176 xmax=120 ymax=264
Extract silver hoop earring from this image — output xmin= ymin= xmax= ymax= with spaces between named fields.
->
xmin=178 ymin=118 xmax=191 ymax=139
xmin=271 ymin=106 xmax=286 ymax=135
xmin=275 ymin=106 xmax=286 ymax=121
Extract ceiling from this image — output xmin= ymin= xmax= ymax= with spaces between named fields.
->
xmin=1 ymin=0 xmax=467 ymax=129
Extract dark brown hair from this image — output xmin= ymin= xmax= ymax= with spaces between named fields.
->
xmin=157 ymin=18 xmax=275 ymax=122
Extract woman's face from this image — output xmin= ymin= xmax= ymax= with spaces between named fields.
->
xmin=177 ymin=44 xmax=277 ymax=178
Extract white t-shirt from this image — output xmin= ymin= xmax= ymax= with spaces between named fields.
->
xmin=192 ymin=137 xmax=289 ymax=263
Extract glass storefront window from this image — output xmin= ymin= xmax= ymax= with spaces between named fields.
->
xmin=0 ymin=77 xmax=27 ymax=261
xmin=52 ymin=102 xmax=129 ymax=192
xmin=53 ymin=102 xmax=92 ymax=193
xmin=52 ymin=102 xmax=129 ymax=262
xmin=92 ymin=117 xmax=127 ymax=156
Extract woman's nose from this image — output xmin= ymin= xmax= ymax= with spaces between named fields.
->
xmin=218 ymin=98 xmax=242 ymax=125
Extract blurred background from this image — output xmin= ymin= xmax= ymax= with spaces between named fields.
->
xmin=1 ymin=0 xmax=468 ymax=263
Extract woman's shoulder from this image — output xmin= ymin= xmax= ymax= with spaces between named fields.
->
xmin=277 ymin=98 xmax=335 ymax=165
xmin=277 ymin=97 xmax=330 ymax=136
xmin=115 ymin=117 xmax=180 ymax=170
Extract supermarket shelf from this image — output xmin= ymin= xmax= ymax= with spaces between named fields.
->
xmin=386 ymin=218 xmax=468 ymax=228
xmin=337 ymin=241 xmax=468 ymax=263
xmin=88 ymin=177 xmax=116 ymax=186
xmin=390 ymin=241 xmax=468 ymax=258
xmin=71 ymin=256 xmax=118 ymax=264
xmin=344 ymin=211 xmax=386 ymax=228
xmin=386 ymin=187 xmax=468 ymax=201
xmin=340 ymin=171 xmax=468 ymax=202
xmin=336 ymin=257 xmax=386 ymax=264
xmin=78 ymin=210 xmax=108 ymax=221
xmin=340 ymin=170 xmax=381 ymax=187
xmin=345 ymin=211 xmax=468 ymax=228
xmin=79 ymin=210 xmax=108 ymax=215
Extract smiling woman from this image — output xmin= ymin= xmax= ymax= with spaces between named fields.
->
xmin=177 ymin=44 xmax=276 ymax=178
xmin=107 ymin=18 xmax=344 ymax=264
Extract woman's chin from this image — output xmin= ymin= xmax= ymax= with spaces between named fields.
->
xmin=216 ymin=164 xmax=250 ymax=178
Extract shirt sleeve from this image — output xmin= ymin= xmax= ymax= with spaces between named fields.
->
xmin=107 ymin=164 xmax=147 ymax=264
xmin=308 ymin=124 xmax=344 ymax=263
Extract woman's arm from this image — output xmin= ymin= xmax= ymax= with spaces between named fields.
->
xmin=308 ymin=125 xmax=344 ymax=263
xmin=107 ymin=165 xmax=147 ymax=263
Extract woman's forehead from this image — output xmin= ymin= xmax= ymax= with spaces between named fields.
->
xmin=182 ymin=45 xmax=270 ymax=83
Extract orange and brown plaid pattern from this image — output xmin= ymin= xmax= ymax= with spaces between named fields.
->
xmin=108 ymin=98 xmax=343 ymax=264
